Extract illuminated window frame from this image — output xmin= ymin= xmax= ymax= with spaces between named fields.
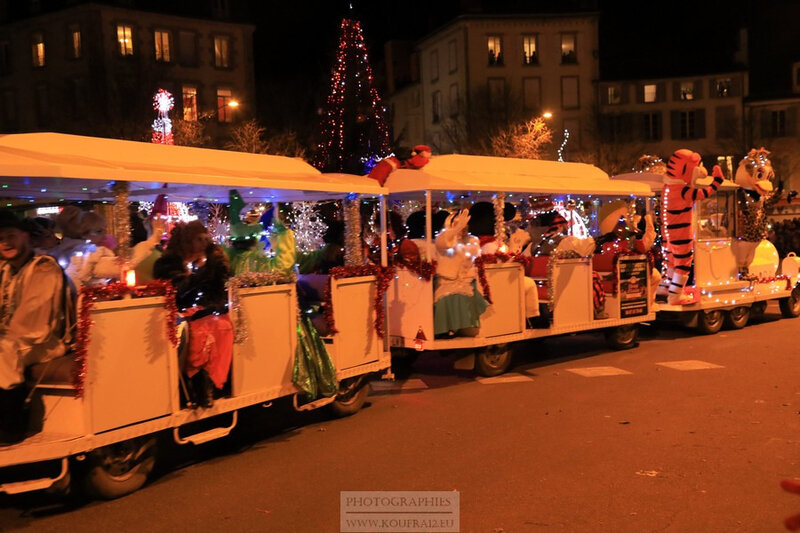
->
xmin=117 ymin=24 xmax=134 ymax=56
xmin=154 ymin=30 xmax=171 ymax=62
xmin=31 ymin=32 xmax=45 ymax=67
xmin=214 ymin=35 xmax=230 ymax=68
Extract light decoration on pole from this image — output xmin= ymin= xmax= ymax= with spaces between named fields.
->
xmin=313 ymin=18 xmax=392 ymax=173
xmin=557 ymin=129 xmax=570 ymax=162
xmin=290 ymin=202 xmax=327 ymax=253
xmin=138 ymin=200 xmax=198 ymax=224
xmin=152 ymin=88 xmax=174 ymax=145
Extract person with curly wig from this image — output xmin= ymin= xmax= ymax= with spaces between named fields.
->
xmin=153 ymin=221 xmax=232 ymax=408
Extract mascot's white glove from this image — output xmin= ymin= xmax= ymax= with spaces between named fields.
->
xmin=508 ymin=228 xmax=531 ymax=254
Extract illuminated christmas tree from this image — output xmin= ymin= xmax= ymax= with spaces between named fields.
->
xmin=290 ymin=202 xmax=327 ymax=253
xmin=313 ymin=18 xmax=392 ymax=174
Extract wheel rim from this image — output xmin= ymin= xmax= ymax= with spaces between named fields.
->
xmin=730 ymin=307 xmax=748 ymax=322
xmin=615 ymin=326 xmax=636 ymax=345
xmin=483 ymin=347 xmax=510 ymax=369
xmin=335 ymin=378 xmax=364 ymax=405
xmin=705 ymin=311 xmax=723 ymax=328
xmin=98 ymin=440 xmax=153 ymax=480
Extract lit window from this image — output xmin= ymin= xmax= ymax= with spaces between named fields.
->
xmin=70 ymin=26 xmax=81 ymax=59
xmin=117 ymin=25 xmax=133 ymax=56
xmin=643 ymin=84 xmax=657 ymax=103
xmin=31 ymin=32 xmax=45 ymax=67
xmin=217 ymin=88 xmax=234 ymax=122
xmin=214 ymin=36 xmax=230 ymax=68
xmin=607 ymin=86 xmax=621 ymax=105
xmin=561 ymin=33 xmax=577 ymax=64
xmin=715 ymin=78 xmax=731 ymax=97
xmin=182 ymin=85 xmax=197 ymax=121
xmin=522 ymin=35 xmax=538 ymax=65
xmin=487 ymin=35 xmax=503 ymax=66
xmin=154 ymin=30 xmax=171 ymax=62
xmin=680 ymin=81 xmax=694 ymax=100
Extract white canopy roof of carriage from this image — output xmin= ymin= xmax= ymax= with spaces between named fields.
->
xmin=384 ymin=154 xmax=653 ymax=197
xmin=612 ymin=172 xmax=737 ymax=192
xmin=0 ymin=132 xmax=386 ymax=201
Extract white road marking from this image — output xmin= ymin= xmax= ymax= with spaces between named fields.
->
xmin=370 ymin=378 xmax=429 ymax=392
xmin=476 ymin=373 xmax=535 ymax=384
xmin=656 ymin=360 xmax=724 ymax=371
xmin=566 ymin=366 xmax=632 ymax=377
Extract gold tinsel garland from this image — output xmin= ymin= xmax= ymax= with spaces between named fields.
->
xmin=227 ymin=271 xmax=297 ymax=344
xmin=112 ymin=181 xmax=131 ymax=261
xmin=343 ymin=196 xmax=363 ymax=266
xmin=493 ymin=192 xmax=506 ymax=245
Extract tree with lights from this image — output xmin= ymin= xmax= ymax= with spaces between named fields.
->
xmin=490 ymin=116 xmax=553 ymax=160
xmin=313 ymin=17 xmax=392 ymax=174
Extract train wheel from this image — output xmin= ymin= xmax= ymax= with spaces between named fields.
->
xmin=82 ymin=436 xmax=156 ymax=500
xmin=475 ymin=343 xmax=513 ymax=377
xmin=750 ymin=301 xmax=767 ymax=320
xmin=604 ymin=324 xmax=639 ymax=350
xmin=724 ymin=306 xmax=750 ymax=329
xmin=780 ymin=288 xmax=800 ymax=318
xmin=697 ymin=310 xmax=724 ymax=335
xmin=328 ymin=377 xmax=369 ymax=418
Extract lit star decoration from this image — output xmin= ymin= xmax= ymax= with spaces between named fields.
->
xmin=290 ymin=202 xmax=327 ymax=253
xmin=313 ymin=18 xmax=392 ymax=173
xmin=152 ymin=88 xmax=175 ymax=145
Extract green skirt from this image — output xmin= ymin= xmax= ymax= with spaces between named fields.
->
xmin=433 ymin=279 xmax=489 ymax=335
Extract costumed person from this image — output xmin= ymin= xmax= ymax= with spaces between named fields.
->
xmin=64 ymin=210 xmax=165 ymax=288
xmin=153 ymin=221 xmax=232 ymax=408
xmin=732 ymin=148 xmax=794 ymax=277
xmin=29 ymin=217 xmax=60 ymax=253
xmin=433 ymin=209 xmax=489 ymax=337
xmin=396 ymin=210 xmax=449 ymax=265
xmin=658 ymin=149 xmax=724 ymax=304
xmin=367 ymin=144 xmax=432 ymax=186
xmin=594 ymin=200 xmax=661 ymax=311
xmin=522 ymin=210 xmax=570 ymax=257
xmin=468 ymin=201 xmax=540 ymax=320
xmin=0 ymin=211 xmax=72 ymax=445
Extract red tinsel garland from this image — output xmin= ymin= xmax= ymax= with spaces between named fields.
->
xmin=749 ymin=274 xmax=793 ymax=290
xmin=473 ymin=253 xmax=536 ymax=305
xmin=323 ymin=264 xmax=396 ymax=338
xmin=394 ymin=259 xmax=437 ymax=281
xmin=72 ymin=280 xmax=178 ymax=397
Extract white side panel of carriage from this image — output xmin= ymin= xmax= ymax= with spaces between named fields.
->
xmin=231 ymin=285 xmax=297 ymax=398
xmin=388 ymin=269 xmax=435 ymax=344
xmin=479 ymin=263 xmax=525 ymax=338
xmin=552 ymin=258 xmax=594 ymax=327
xmin=85 ymin=297 xmax=174 ymax=434
xmin=695 ymin=239 xmax=738 ymax=286
xmin=330 ymin=276 xmax=382 ymax=372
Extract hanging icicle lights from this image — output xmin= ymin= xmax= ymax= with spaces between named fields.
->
xmin=313 ymin=18 xmax=391 ymax=172
xmin=557 ymin=129 xmax=570 ymax=162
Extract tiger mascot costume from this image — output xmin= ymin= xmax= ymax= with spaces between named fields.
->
xmin=658 ymin=149 xmax=724 ymax=304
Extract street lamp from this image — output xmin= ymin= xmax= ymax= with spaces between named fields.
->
xmin=542 ymin=111 xmax=553 ymax=119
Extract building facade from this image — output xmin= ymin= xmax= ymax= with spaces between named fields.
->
xmin=597 ymin=71 xmax=749 ymax=177
xmin=389 ymin=13 xmax=599 ymax=154
xmin=0 ymin=1 xmax=255 ymax=144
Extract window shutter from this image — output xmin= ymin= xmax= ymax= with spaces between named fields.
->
xmin=694 ymin=79 xmax=704 ymax=99
xmin=672 ymin=82 xmax=681 ymax=102
xmin=730 ymin=77 xmax=741 ymax=97
xmin=787 ymin=106 xmax=798 ymax=136
xmin=760 ymin=109 xmax=771 ymax=138
xmin=621 ymin=83 xmax=630 ymax=104
xmin=670 ymin=111 xmax=680 ymax=139
xmin=657 ymin=82 xmax=666 ymax=102
xmin=695 ymin=109 xmax=706 ymax=138
xmin=636 ymin=84 xmax=644 ymax=104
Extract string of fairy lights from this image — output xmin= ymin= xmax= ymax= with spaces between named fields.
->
xmin=313 ymin=18 xmax=391 ymax=173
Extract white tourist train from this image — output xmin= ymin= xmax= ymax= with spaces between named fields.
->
xmin=0 ymin=133 xmax=391 ymax=498
xmin=613 ymin=170 xmax=800 ymax=333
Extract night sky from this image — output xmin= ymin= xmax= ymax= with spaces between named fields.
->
xmin=247 ymin=0 xmax=797 ymax=134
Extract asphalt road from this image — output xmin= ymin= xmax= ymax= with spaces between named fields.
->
xmin=2 ymin=305 xmax=800 ymax=532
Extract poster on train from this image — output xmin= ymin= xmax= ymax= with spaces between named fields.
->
xmin=618 ymin=258 xmax=648 ymax=318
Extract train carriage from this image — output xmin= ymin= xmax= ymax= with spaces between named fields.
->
xmin=382 ymin=154 xmax=657 ymax=376
xmin=0 ymin=133 xmax=391 ymax=498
